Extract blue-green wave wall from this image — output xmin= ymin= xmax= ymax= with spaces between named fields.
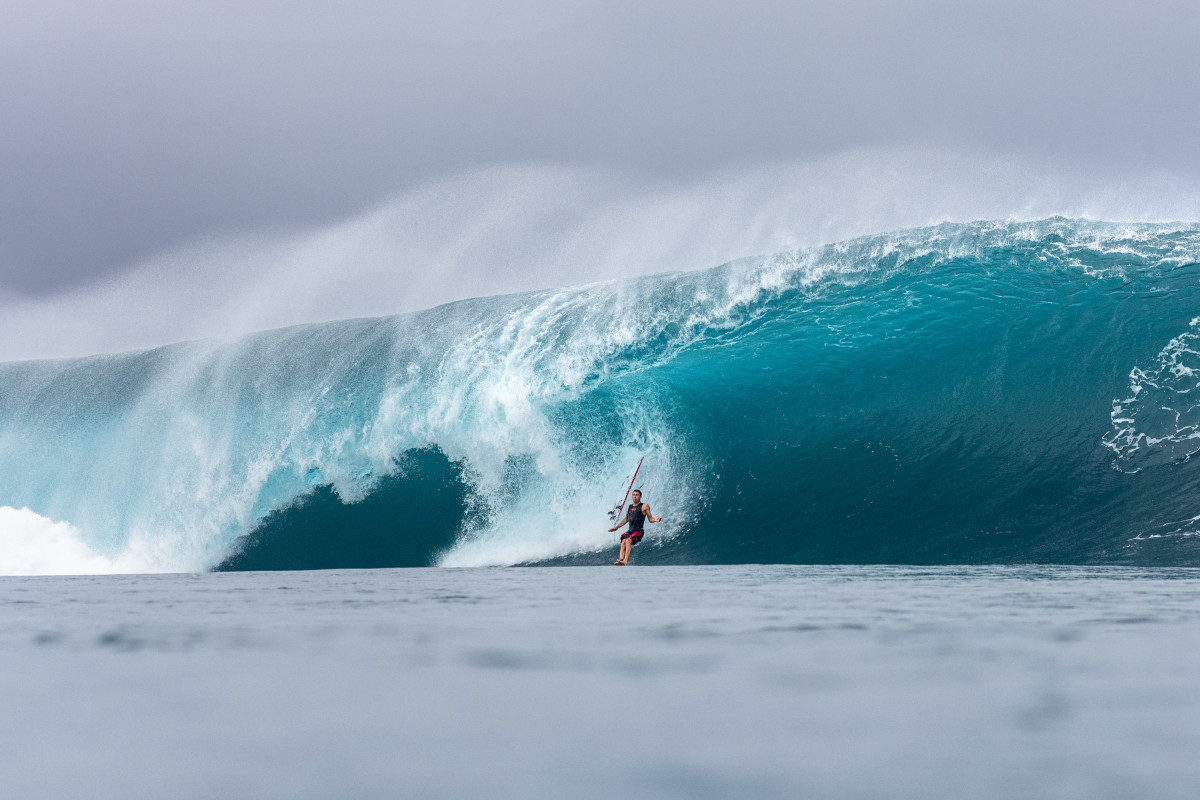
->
xmin=3 ymin=218 xmax=1200 ymax=570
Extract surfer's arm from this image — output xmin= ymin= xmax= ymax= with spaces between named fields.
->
xmin=644 ymin=504 xmax=662 ymax=523
xmin=608 ymin=514 xmax=628 ymax=532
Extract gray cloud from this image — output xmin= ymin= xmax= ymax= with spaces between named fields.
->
xmin=1 ymin=0 xmax=1199 ymax=297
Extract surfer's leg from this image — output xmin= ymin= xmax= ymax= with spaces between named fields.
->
xmin=618 ymin=534 xmax=643 ymax=565
xmin=615 ymin=537 xmax=631 ymax=565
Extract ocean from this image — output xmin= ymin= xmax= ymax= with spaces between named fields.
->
xmin=4 ymin=565 xmax=1200 ymax=799
xmin=4 ymin=217 xmax=1200 ymax=796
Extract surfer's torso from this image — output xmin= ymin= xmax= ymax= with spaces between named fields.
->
xmin=627 ymin=503 xmax=647 ymax=533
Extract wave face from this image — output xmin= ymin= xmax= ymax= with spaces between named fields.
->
xmin=5 ymin=217 xmax=1200 ymax=573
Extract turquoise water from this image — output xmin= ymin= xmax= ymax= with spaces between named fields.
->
xmin=3 ymin=218 xmax=1200 ymax=571
xmin=3 ymin=565 xmax=1199 ymax=798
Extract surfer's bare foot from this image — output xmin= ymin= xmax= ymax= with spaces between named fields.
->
xmin=614 ymin=560 xmax=623 ymax=565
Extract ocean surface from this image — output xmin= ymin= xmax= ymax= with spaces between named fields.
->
xmin=4 ymin=565 xmax=1200 ymax=799
xmin=5 ymin=217 xmax=1200 ymax=573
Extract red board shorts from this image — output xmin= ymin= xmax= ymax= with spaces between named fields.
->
xmin=621 ymin=531 xmax=644 ymax=544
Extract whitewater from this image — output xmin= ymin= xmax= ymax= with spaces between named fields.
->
xmin=4 ymin=217 xmax=1200 ymax=574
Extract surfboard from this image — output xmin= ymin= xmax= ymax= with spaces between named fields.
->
xmin=609 ymin=456 xmax=644 ymax=524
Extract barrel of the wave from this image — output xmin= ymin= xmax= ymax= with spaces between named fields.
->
xmin=609 ymin=457 xmax=644 ymax=544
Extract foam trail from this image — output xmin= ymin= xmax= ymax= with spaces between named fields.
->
xmin=1104 ymin=318 xmax=1200 ymax=471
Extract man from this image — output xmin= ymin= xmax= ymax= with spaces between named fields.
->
xmin=608 ymin=489 xmax=662 ymax=566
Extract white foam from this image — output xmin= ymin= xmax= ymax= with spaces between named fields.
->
xmin=1104 ymin=319 xmax=1200 ymax=470
xmin=0 ymin=507 xmax=141 ymax=576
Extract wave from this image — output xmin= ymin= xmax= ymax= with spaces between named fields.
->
xmin=4 ymin=217 xmax=1200 ymax=573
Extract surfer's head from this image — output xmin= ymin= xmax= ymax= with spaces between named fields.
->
xmin=632 ymin=489 xmax=642 ymax=502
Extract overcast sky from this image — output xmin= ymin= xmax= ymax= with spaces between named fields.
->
xmin=2 ymin=0 xmax=1200 ymax=355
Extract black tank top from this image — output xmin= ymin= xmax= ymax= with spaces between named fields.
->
xmin=627 ymin=503 xmax=647 ymax=533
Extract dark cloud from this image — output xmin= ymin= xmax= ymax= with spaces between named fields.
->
xmin=2 ymin=0 xmax=1198 ymax=294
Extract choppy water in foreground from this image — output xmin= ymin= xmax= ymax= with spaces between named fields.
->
xmin=3 ymin=564 xmax=1200 ymax=799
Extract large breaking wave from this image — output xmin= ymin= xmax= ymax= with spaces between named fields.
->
xmin=5 ymin=217 xmax=1200 ymax=574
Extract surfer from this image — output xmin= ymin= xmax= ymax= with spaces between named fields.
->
xmin=608 ymin=489 xmax=662 ymax=565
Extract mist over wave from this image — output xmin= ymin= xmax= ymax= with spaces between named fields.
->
xmin=4 ymin=217 xmax=1200 ymax=574
xmin=3 ymin=148 xmax=1200 ymax=362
